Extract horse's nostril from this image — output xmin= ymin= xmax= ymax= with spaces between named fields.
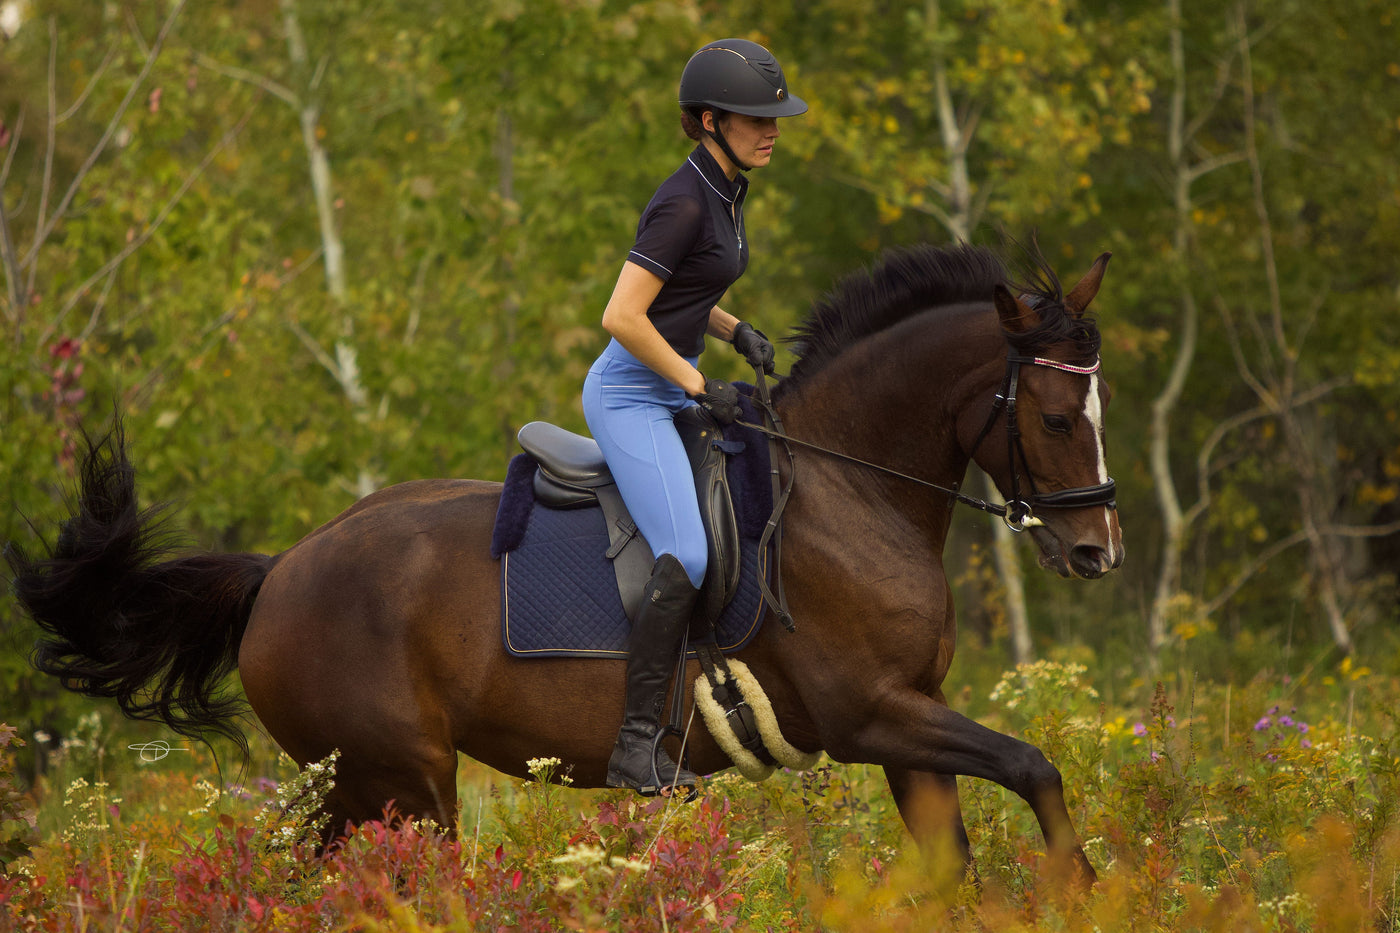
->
xmin=1070 ymin=545 xmax=1110 ymax=578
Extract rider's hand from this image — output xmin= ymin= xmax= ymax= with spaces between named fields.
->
xmin=731 ymin=322 xmax=775 ymax=374
xmin=690 ymin=378 xmax=742 ymax=425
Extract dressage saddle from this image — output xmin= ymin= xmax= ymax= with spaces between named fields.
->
xmin=516 ymin=407 xmax=743 ymax=631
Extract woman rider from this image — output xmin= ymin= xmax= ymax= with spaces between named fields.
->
xmin=582 ymin=38 xmax=807 ymax=795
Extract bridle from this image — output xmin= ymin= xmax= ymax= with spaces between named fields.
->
xmin=744 ymin=351 xmax=1116 ymax=529
xmin=739 ymin=350 xmax=1118 ymax=631
xmin=964 ymin=352 xmax=1118 ymax=530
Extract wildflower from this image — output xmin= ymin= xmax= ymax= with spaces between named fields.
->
xmin=1301 ymin=739 xmax=1312 ymax=749
xmin=1132 ymin=722 xmax=1148 ymax=737
xmin=526 ymin=756 xmax=572 ymax=785
xmin=188 ymin=777 xmax=220 ymax=816
xmin=1278 ymin=715 xmax=1294 ymax=728
xmin=527 ymin=756 xmax=563 ymax=775
xmin=1254 ymin=717 xmax=1271 ymax=731
xmin=1297 ymin=722 xmax=1309 ymax=734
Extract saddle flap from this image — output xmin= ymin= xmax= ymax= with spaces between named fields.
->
xmin=675 ymin=407 xmax=743 ymax=618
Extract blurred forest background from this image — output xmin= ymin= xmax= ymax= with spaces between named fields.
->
xmin=2 ymin=0 xmax=1398 ymax=749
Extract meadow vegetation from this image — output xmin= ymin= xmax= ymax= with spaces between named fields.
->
xmin=4 ymin=655 xmax=1398 ymax=931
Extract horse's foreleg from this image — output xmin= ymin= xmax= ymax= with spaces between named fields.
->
xmin=841 ymin=692 xmax=1095 ymax=885
xmin=883 ymin=767 xmax=972 ymax=873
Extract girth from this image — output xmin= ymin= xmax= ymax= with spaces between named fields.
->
xmin=517 ymin=407 xmax=743 ymax=628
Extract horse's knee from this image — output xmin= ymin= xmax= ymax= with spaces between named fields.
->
xmin=1008 ymin=743 xmax=1064 ymax=803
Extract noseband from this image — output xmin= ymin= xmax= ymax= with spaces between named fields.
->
xmin=966 ymin=353 xmax=1118 ymax=532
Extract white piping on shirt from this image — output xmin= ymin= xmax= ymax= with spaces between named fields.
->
xmin=687 ymin=156 xmax=734 ymax=204
xmin=687 ymin=156 xmax=744 ymax=250
xmin=628 ymin=250 xmax=672 ymax=275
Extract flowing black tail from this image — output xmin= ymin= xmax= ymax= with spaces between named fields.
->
xmin=4 ymin=423 xmax=271 ymax=753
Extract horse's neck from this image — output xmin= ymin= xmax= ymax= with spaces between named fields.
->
xmin=774 ymin=305 xmax=1004 ymax=520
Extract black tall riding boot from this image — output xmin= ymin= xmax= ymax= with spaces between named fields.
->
xmin=606 ymin=553 xmax=701 ymax=795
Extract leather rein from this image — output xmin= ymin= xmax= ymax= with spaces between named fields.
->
xmin=739 ymin=351 xmax=1118 ymax=631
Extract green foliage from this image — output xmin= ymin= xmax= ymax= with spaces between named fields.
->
xmin=0 ymin=724 xmax=38 ymax=870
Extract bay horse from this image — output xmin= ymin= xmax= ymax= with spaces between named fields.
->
xmin=7 ymin=242 xmax=1121 ymax=881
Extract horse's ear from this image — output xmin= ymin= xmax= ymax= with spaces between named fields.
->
xmin=1064 ymin=252 xmax=1112 ymax=318
xmin=994 ymin=283 xmax=1038 ymax=333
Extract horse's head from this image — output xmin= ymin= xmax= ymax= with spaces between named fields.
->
xmin=973 ymin=253 xmax=1124 ymax=580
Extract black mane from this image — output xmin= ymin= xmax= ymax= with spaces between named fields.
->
xmin=781 ymin=241 xmax=1100 ymax=390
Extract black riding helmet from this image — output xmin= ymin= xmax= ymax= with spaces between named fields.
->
xmin=679 ymin=38 xmax=809 ymax=118
xmin=679 ymin=38 xmax=807 ymax=171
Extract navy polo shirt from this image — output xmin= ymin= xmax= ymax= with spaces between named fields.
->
xmin=626 ymin=145 xmax=749 ymax=357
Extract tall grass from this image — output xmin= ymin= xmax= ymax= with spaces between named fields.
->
xmin=3 ymin=657 xmax=1399 ymax=931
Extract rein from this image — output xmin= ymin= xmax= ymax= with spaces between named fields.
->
xmin=741 ymin=352 xmax=1118 ymax=631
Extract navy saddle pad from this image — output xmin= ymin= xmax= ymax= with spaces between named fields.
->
xmin=493 ymin=397 xmax=773 ymax=659
xmin=499 ymin=504 xmax=769 ymax=659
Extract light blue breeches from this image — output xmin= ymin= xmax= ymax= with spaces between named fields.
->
xmin=582 ymin=339 xmax=707 ymax=589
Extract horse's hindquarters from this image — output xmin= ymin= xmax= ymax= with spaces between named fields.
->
xmin=239 ymin=480 xmax=502 ymax=827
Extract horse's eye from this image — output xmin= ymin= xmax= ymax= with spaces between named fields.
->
xmin=1042 ymin=414 xmax=1073 ymax=435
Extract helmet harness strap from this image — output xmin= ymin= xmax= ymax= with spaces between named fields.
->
xmin=706 ymin=109 xmax=753 ymax=173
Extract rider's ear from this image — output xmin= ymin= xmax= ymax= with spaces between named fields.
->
xmin=993 ymin=283 xmax=1038 ymax=333
xmin=1064 ymin=253 xmax=1112 ymax=318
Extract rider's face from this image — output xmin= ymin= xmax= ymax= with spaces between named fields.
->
xmin=707 ymin=112 xmax=781 ymax=176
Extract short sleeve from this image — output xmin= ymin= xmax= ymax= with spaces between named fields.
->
xmin=627 ymin=195 xmax=703 ymax=282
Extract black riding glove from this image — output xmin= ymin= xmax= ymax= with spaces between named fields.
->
xmin=731 ymin=322 xmax=776 ymax=374
xmin=690 ymin=378 xmax=742 ymax=425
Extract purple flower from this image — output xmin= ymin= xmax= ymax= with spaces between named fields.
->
xmin=1269 ymin=705 xmax=1280 ymax=716
xmin=1297 ymin=723 xmax=1310 ymax=734
xmin=1254 ymin=717 xmax=1271 ymax=731
xmin=1301 ymin=738 xmax=1312 ymax=749
xmin=1132 ymin=722 xmax=1148 ymax=737
xmin=1150 ymin=751 xmax=1160 ymax=763
xmin=1279 ymin=715 xmax=1294 ymax=727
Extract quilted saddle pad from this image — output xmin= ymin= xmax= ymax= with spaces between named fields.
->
xmin=501 ymin=502 xmax=769 ymax=659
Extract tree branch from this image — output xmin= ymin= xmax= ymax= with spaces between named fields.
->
xmin=191 ymin=52 xmax=300 ymax=108
xmin=1200 ymin=530 xmax=1306 ymax=617
xmin=825 ymin=169 xmax=956 ymax=231
xmin=1184 ymin=150 xmax=1247 ymax=183
xmin=38 ymin=98 xmax=261 ymax=348
xmin=57 ymin=42 xmax=119 ymax=124
xmin=1 ymin=111 xmax=25 ymax=323
xmin=1199 ymin=518 xmax=1400 ymax=621
xmin=20 ymin=1 xmax=189 ymax=274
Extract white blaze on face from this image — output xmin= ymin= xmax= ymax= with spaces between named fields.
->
xmin=1083 ymin=374 xmax=1119 ymax=563
xmin=1084 ymin=374 xmax=1108 ymax=484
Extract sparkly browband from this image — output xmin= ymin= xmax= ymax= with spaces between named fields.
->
xmin=1009 ymin=356 xmax=1101 ymax=375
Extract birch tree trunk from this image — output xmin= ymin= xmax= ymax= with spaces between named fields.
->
xmin=280 ymin=0 xmax=345 ymax=304
xmin=1146 ymin=0 xmax=1200 ymax=655
xmin=929 ymin=0 xmax=1032 ymax=664
xmin=1146 ymin=0 xmax=1252 ymax=660
xmin=1228 ymin=3 xmax=1352 ymax=652
xmin=280 ymin=0 xmax=373 ymax=498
